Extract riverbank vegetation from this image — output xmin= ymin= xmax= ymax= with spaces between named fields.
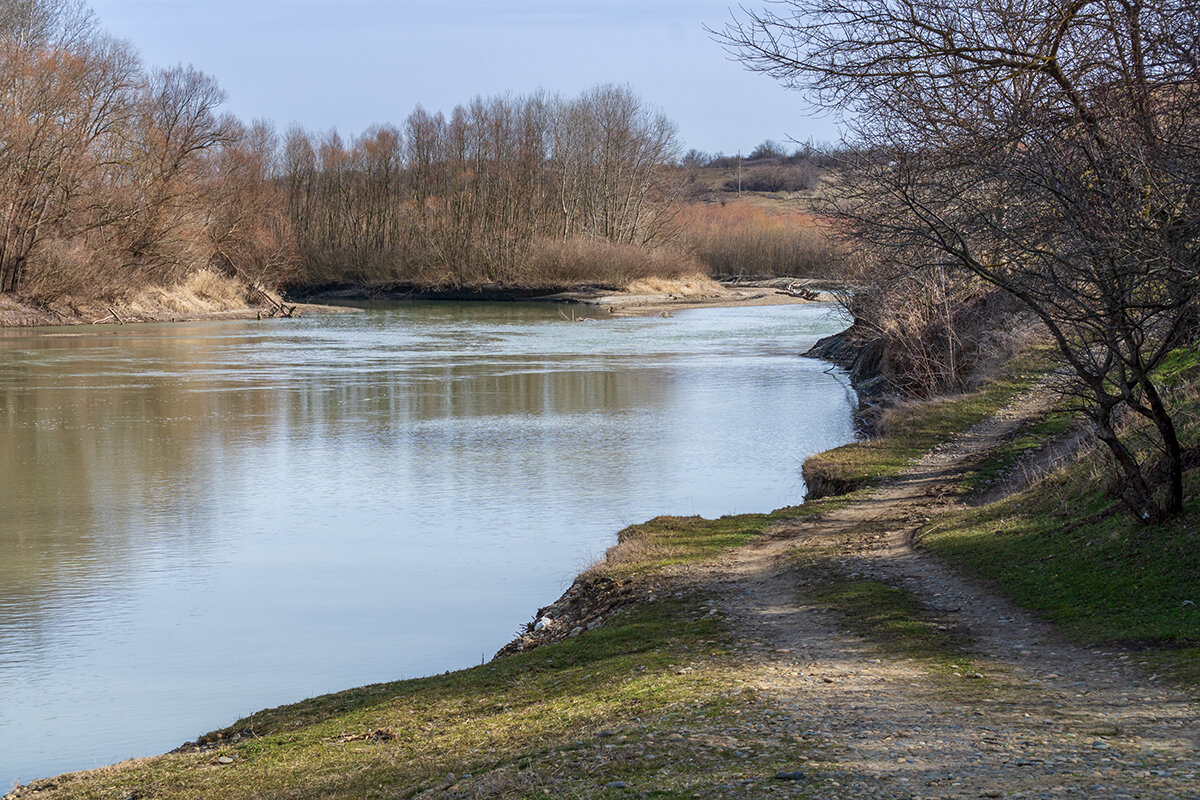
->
xmin=0 ymin=0 xmax=844 ymax=318
xmin=723 ymin=0 xmax=1200 ymax=522
xmin=0 ymin=0 xmax=294 ymax=311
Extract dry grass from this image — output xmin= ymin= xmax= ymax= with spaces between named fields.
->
xmin=594 ymin=535 xmax=688 ymax=572
xmin=126 ymin=270 xmax=250 ymax=315
xmin=676 ymin=201 xmax=843 ymax=278
xmin=623 ymin=273 xmax=723 ymax=297
xmin=518 ymin=237 xmax=709 ymax=289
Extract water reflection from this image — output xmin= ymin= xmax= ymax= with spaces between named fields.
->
xmin=0 ymin=302 xmax=855 ymax=787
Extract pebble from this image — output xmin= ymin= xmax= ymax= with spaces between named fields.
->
xmin=603 ymin=780 xmax=628 ymax=789
xmin=217 ymin=756 xmax=235 ymax=765
xmin=775 ymin=771 xmax=806 ymax=781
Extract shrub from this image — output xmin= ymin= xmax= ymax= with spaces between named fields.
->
xmin=516 ymin=238 xmax=709 ymax=289
xmin=676 ymin=202 xmax=842 ymax=278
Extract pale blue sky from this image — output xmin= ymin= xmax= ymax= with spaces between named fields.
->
xmin=85 ymin=0 xmax=840 ymax=154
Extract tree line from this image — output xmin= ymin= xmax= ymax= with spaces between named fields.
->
xmin=0 ymin=0 xmax=696 ymax=298
xmin=283 ymin=85 xmax=682 ymax=287
xmin=0 ymin=0 xmax=291 ymax=297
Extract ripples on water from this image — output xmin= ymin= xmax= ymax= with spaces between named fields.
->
xmin=0 ymin=301 xmax=856 ymax=787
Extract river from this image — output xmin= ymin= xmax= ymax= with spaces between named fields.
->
xmin=0 ymin=301 xmax=856 ymax=788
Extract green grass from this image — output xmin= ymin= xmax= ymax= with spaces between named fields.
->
xmin=921 ymin=472 xmax=1200 ymax=683
xmin=602 ymin=502 xmax=845 ymax=577
xmin=806 ymin=340 xmax=1200 ymax=686
xmin=919 ymin=344 xmax=1200 ymax=683
xmin=25 ymin=600 xmax=765 ymax=799
xmin=802 ymin=344 xmax=1058 ymax=497
xmin=963 ymin=406 xmax=1078 ymax=493
xmin=916 ymin=340 xmax=1200 ymax=685
xmin=23 ymin=341 xmax=1200 ymax=798
xmin=805 ymin=578 xmax=971 ymax=665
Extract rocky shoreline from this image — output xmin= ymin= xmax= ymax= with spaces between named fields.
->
xmin=494 ymin=574 xmax=642 ymax=658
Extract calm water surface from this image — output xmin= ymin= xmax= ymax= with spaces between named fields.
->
xmin=0 ymin=302 xmax=856 ymax=787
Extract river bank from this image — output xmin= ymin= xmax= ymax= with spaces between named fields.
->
xmin=288 ymin=277 xmax=840 ymax=318
xmin=0 ymin=277 xmax=837 ymax=328
xmin=0 ymin=273 xmax=357 ymax=328
xmin=0 ymin=302 xmax=858 ymax=791
xmin=9 ymin=342 xmax=1197 ymax=799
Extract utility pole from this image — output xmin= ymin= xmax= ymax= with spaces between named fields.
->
xmin=737 ymin=151 xmax=742 ymax=198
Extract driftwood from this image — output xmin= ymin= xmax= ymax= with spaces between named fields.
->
xmin=92 ymin=306 xmax=126 ymax=325
xmin=215 ymin=252 xmax=297 ymax=319
xmin=777 ymin=281 xmax=820 ymax=301
xmin=248 ymin=282 xmax=296 ymax=318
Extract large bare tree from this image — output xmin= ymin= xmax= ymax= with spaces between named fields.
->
xmin=720 ymin=0 xmax=1200 ymax=520
xmin=0 ymin=0 xmax=139 ymax=292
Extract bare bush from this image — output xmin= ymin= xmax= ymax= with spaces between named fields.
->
xmin=677 ymin=202 xmax=841 ymax=278
xmin=517 ymin=238 xmax=706 ymax=289
xmin=724 ymin=163 xmax=819 ymax=193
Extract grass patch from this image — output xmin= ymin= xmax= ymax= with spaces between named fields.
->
xmin=922 ymin=465 xmax=1200 ymax=684
xmin=802 ymin=344 xmax=1058 ymax=497
xmin=963 ymin=407 xmax=1079 ymax=494
xmin=917 ymin=343 xmax=1200 ymax=685
xmin=600 ymin=502 xmax=846 ymax=577
xmin=788 ymin=543 xmax=992 ymax=691
xmin=806 ymin=578 xmax=971 ymax=666
xmin=22 ymin=600 xmax=762 ymax=799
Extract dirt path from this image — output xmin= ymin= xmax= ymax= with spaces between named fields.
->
xmin=707 ymin=390 xmax=1200 ymax=798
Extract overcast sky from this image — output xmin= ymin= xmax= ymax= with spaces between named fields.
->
xmin=85 ymin=0 xmax=841 ymax=155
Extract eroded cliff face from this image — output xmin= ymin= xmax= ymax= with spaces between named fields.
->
xmin=804 ymin=323 xmax=889 ymax=403
xmin=800 ymin=460 xmax=864 ymax=501
xmin=801 ymin=324 xmax=889 ymax=500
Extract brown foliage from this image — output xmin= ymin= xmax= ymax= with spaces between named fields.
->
xmin=0 ymin=2 xmax=295 ymax=301
xmin=285 ymin=85 xmax=685 ymax=288
xmin=676 ymin=201 xmax=841 ymax=278
xmin=518 ymin=238 xmax=707 ymax=289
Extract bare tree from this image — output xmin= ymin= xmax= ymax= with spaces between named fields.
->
xmin=114 ymin=64 xmax=231 ymax=282
xmin=0 ymin=0 xmax=139 ymax=292
xmin=720 ymin=0 xmax=1200 ymax=520
xmin=206 ymin=119 xmax=297 ymax=290
xmin=550 ymin=85 xmax=682 ymax=246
